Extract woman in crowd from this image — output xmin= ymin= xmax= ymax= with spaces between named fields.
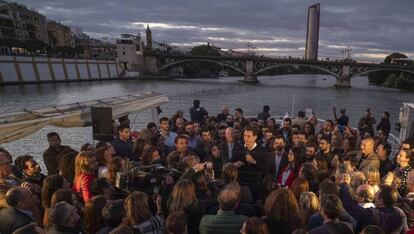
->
xmin=73 ymin=151 xmax=98 ymax=203
xmin=41 ymin=174 xmax=70 ymax=227
xmin=95 ymin=144 xmax=115 ymax=178
xmin=141 ymin=147 xmax=162 ymax=165
xmin=264 ymin=188 xmax=304 ymax=234
xmin=394 ymin=149 xmax=414 ymax=195
xmin=106 ymin=157 xmax=126 ymax=185
xmin=290 ymin=177 xmax=309 ymax=201
xmin=125 ymin=191 xmax=164 ymax=234
xmin=241 ymin=217 xmax=270 ymax=234
xmin=168 ymin=179 xmax=204 ymax=234
xmin=84 ymin=195 xmax=107 ymax=234
xmin=207 ymin=145 xmax=223 ymax=178
xmin=299 ymin=192 xmax=319 ymax=226
xmin=133 ymin=138 xmax=150 ymax=161
xmin=303 ymin=122 xmax=315 ymax=137
xmin=278 ymin=146 xmax=303 ymax=188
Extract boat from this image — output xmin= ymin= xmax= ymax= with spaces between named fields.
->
xmin=0 ymin=91 xmax=169 ymax=144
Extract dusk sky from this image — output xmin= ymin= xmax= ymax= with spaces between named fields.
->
xmin=17 ymin=0 xmax=414 ymax=62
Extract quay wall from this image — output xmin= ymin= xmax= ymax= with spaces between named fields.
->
xmin=0 ymin=56 xmax=122 ymax=85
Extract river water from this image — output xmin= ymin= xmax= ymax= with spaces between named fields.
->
xmin=0 ymin=74 xmax=412 ymax=170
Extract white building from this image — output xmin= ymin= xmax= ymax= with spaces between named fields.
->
xmin=116 ymin=34 xmax=144 ymax=71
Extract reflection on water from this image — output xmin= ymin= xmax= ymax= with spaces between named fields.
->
xmin=0 ymin=74 xmax=412 ymax=170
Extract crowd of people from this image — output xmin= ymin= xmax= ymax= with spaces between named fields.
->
xmin=0 ymin=99 xmax=413 ymax=234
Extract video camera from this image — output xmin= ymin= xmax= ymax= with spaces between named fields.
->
xmin=115 ymin=160 xmax=182 ymax=194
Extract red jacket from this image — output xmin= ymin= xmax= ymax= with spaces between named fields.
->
xmin=73 ymin=173 xmax=95 ymax=203
xmin=277 ymin=163 xmax=300 ymax=188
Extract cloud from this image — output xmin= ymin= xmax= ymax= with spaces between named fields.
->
xmin=17 ymin=0 xmax=414 ymax=61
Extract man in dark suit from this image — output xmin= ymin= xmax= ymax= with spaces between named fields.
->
xmin=277 ymin=118 xmax=292 ymax=147
xmin=219 ymin=127 xmax=244 ymax=163
xmin=264 ymin=135 xmax=288 ymax=178
xmin=0 ymin=187 xmax=37 ymax=234
xmin=310 ymin=194 xmax=354 ymax=234
xmin=235 ymin=126 xmax=266 ymax=201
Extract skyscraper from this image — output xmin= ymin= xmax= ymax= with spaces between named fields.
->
xmin=305 ymin=3 xmax=320 ymax=60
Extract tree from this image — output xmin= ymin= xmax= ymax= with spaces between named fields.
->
xmin=190 ymin=45 xmax=221 ymax=56
xmin=384 ymin=52 xmax=407 ymax=64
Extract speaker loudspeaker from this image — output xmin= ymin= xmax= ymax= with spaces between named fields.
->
xmin=91 ymin=106 xmax=113 ymax=142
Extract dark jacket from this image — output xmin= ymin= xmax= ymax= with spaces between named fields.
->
xmin=199 ymin=210 xmax=247 ymax=234
xmin=190 ymin=106 xmax=208 ymax=124
xmin=309 ymin=219 xmax=353 ymax=234
xmin=0 ymin=207 xmax=34 ymax=234
xmin=340 ymin=183 xmax=408 ymax=233
xmin=377 ymin=118 xmax=391 ymax=136
xmin=263 ymin=150 xmax=288 ymax=178
xmin=43 ymin=145 xmax=72 ymax=175
xmin=264 ymin=217 xmax=303 ymax=234
xmin=219 ymin=141 xmax=244 ymax=163
xmin=46 ymin=225 xmax=83 ymax=234
xmin=307 ymin=211 xmax=357 ymax=232
xmin=112 ymin=138 xmax=134 ymax=160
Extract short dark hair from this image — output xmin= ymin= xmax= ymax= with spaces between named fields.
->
xmin=47 ymin=132 xmax=60 ymax=139
xmin=319 ymin=181 xmax=339 ymax=196
xmin=283 ymin=118 xmax=292 ymax=124
xmin=274 ymin=134 xmax=285 ymax=142
xmin=193 ymin=100 xmax=200 ymax=107
xmin=378 ymin=185 xmax=398 ymax=207
xmin=102 ymin=199 xmax=126 ymax=228
xmin=6 ymin=187 xmax=28 ymax=207
xmin=383 ymin=112 xmax=390 ymax=118
xmin=174 ymin=135 xmax=188 ymax=144
xmin=298 ymin=111 xmax=305 ymax=118
xmin=118 ymin=125 xmax=129 ymax=133
xmin=118 ymin=115 xmax=129 ymax=123
xmin=235 ymin=108 xmax=243 ymax=115
xmin=147 ymin=122 xmax=157 ymax=129
xmin=320 ymin=194 xmax=342 ymax=219
xmin=378 ymin=142 xmax=391 ymax=156
xmin=14 ymin=155 xmax=33 ymax=171
xmin=244 ymin=126 xmax=259 ymax=137
xmin=184 ymin=121 xmax=194 ymax=127
xmin=159 ymin=117 xmax=169 ymax=124
xmin=362 ymin=225 xmax=385 ymax=234
xmin=263 ymin=105 xmax=270 ymax=112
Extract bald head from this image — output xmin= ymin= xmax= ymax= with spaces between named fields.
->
xmin=356 ymin=184 xmax=375 ymax=203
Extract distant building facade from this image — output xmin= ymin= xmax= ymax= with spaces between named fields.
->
xmin=116 ymin=34 xmax=144 ymax=71
xmin=0 ymin=0 xmax=48 ymax=43
xmin=305 ymin=3 xmax=320 ymax=60
xmin=47 ymin=21 xmax=75 ymax=48
xmin=75 ymin=34 xmax=116 ymax=59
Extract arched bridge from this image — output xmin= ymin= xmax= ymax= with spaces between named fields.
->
xmin=142 ymin=53 xmax=414 ymax=87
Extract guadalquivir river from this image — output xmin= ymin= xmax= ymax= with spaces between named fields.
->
xmin=0 ymin=74 xmax=412 ymax=170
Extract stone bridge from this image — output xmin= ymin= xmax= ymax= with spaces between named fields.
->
xmin=142 ymin=53 xmax=414 ymax=87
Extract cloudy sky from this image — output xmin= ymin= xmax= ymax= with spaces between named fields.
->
xmin=17 ymin=0 xmax=414 ymax=62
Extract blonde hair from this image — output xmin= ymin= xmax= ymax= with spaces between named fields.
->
xmin=299 ymin=192 xmax=320 ymax=225
xmin=74 ymin=151 xmax=95 ymax=177
xmin=169 ymin=179 xmax=197 ymax=212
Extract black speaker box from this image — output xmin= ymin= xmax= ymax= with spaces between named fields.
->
xmin=91 ymin=106 xmax=113 ymax=142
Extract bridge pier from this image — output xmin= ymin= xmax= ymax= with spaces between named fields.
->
xmin=242 ymin=60 xmax=259 ymax=84
xmin=335 ymin=64 xmax=351 ymax=88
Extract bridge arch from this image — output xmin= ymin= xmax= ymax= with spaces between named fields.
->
xmin=351 ymin=68 xmax=414 ymax=79
xmin=159 ymin=59 xmax=246 ymax=75
xmin=253 ymin=64 xmax=340 ymax=79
